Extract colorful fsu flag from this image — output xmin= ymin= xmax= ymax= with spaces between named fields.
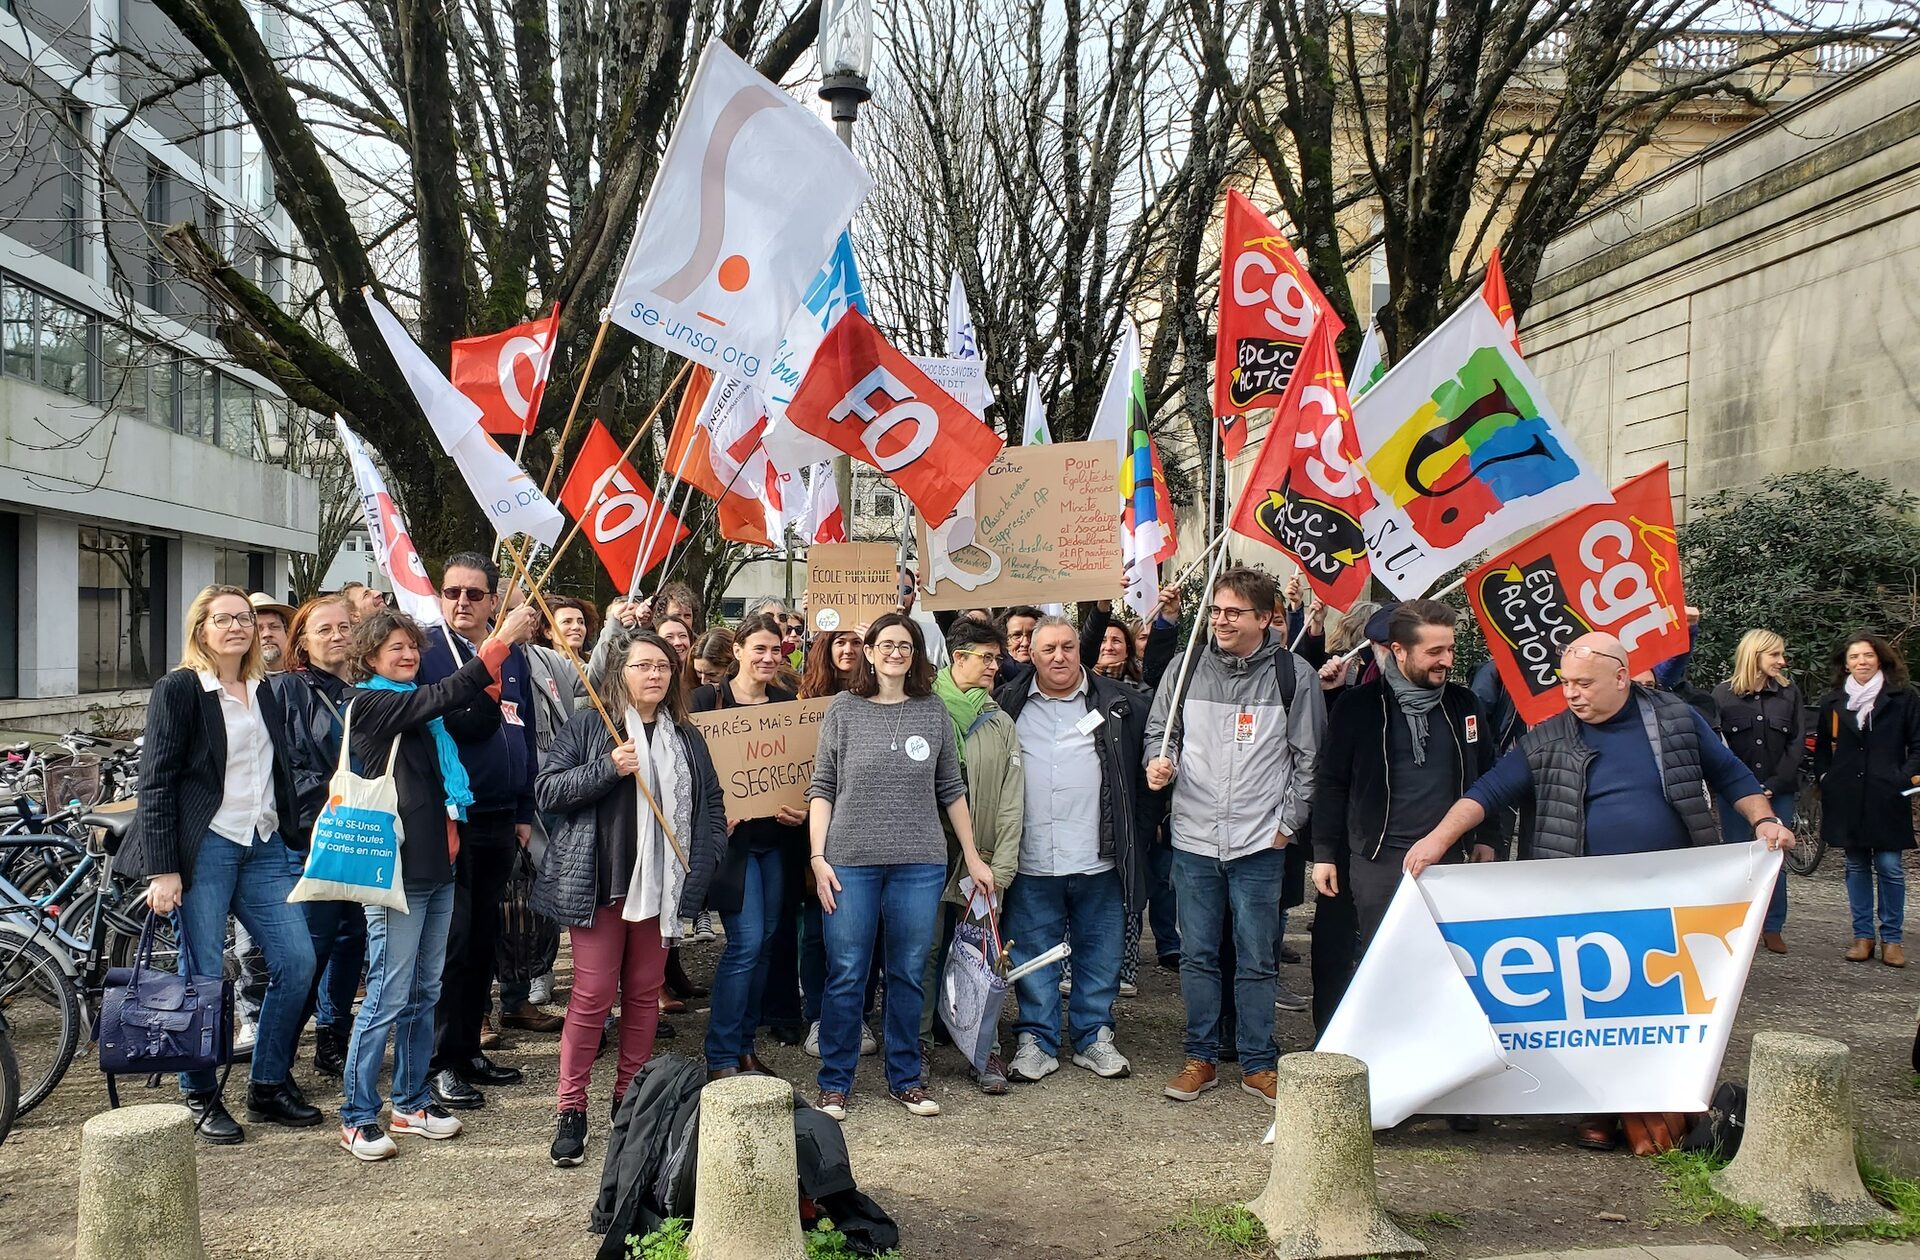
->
xmin=1228 ymin=320 xmax=1375 ymax=611
xmin=1483 ymin=247 xmax=1522 ymax=355
xmin=559 ymin=420 xmax=689 ymax=587
xmin=335 ymin=417 xmax=441 ymax=627
xmin=1465 ymin=464 xmax=1688 ymax=727
xmin=1089 ymin=318 xmax=1175 ymax=620
xmin=451 ymin=303 xmax=560 ymax=437
xmin=785 ymin=309 xmax=1004 ymax=523
xmin=1351 ymin=295 xmax=1608 ymax=599
xmin=608 ymin=41 xmax=871 ymax=385
xmin=1212 ymin=189 xmax=1345 ymax=458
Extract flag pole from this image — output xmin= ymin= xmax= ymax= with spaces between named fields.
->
xmin=630 ymin=375 xmax=705 ymax=601
xmin=538 ymin=316 xmax=614 ymax=501
xmin=499 ymin=534 xmax=688 ymax=869
xmin=1155 ymin=416 xmax=1227 ymax=765
xmin=529 ymin=359 xmax=693 ymax=599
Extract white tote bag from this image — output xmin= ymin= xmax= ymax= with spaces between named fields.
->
xmin=288 ymin=701 xmax=410 ymax=912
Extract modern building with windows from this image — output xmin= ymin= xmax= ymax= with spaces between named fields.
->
xmin=0 ymin=0 xmax=316 ymax=732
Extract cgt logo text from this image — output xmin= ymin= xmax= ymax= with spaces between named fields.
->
xmin=1438 ymin=904 xmax=1748 ymax=1050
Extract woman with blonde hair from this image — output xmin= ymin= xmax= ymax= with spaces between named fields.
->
xmin=1712 ymin=629 xmax=1805 ymax=954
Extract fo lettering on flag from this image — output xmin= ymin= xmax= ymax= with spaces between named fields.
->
xmin=1352 ymin=296 xmax=1608 ymax=600
xmin=335 ymin=418 xmax=442 ymax=627
xmin=1228 ymin=320 xmax=1374 ymax=612
xmin=608 ymin=40 xmax=871 ymax=385
xmin=784 ymin=309 xmax=1004 ymax=524
xmin=559 ymin=420 xmax=690 ymax=588
xmin=1212 ymin=189 xmax=1344 ymax=459
xmin=1466 ymin=464 xmax=1687 ymax=727
xmin=1315 ymin=844 xmax=1780 ymax=1129
xmin=451 ymin=303 xmax=560 ymax=437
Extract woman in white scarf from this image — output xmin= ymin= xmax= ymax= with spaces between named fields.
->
xmin=1813 ymin=632 xmax=1920 ymax=968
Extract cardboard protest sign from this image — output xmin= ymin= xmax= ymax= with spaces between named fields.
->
xmin=806 ymin=542 xmax=899 ymax=632
xmin=1465 ymin=463 xmax=1688 ymax=727
xmin=914 ymin=441 xmax=1121 ymax=611
xmin=689 ymin=697 xmax=833 ymax=820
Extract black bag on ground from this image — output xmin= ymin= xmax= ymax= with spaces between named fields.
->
xmin=1680 ymin=1081 xmax=1748 ymax=1160
xmin=98 ymin=915 xmax=233 ymax=1108
xmin=497 ymin=847 xmax=560 ymax=988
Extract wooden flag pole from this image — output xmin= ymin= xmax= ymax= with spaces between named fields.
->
xmin=528 ymin=360 xmax=694 ymax=598
xmin=498 ymin=535 xmax=688 ymax=870
xmin=537 ymin=317 xmax=612 ymax=501
xmin=1155 ymin=416 xmax=1228 ymax=765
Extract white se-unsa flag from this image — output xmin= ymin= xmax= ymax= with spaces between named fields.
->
xmin=334 ymin=417 xmax=443 ymax=627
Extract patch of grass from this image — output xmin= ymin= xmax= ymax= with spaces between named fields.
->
xmin=1399 ymin=1209 xmax=1469 ymax=1241
xmin=1169 ymin=1202 xmax=1268 ymax=1253
xmin=1859 ymin=1151 xmax=1920 ymax=1240
xmin=1398 ymin=1146 xmax=1465 ymax=1168
xmin=626 ymin=1219 xmax=901 ymax=1260
xmin=1424 ymin=1210 xmax=1468 ymax=1229
xmin=1651 ymin=1150 xmax=1763 ymax=1229
xmin=1652 ymin=1147 xmax=1920 ymax=1241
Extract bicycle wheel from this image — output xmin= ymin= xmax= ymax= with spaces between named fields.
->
xmin=1788 ymin=796 xmax=1825 ymax=876
xmin=0 ymin=930 xmax=83 ymax=1118
xmin=0 ymin=1021 xmax=19 ymax=1145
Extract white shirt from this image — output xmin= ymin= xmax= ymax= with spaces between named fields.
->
xmin=1014 ymin=675 xmax=1109 ymax=877
xmin=198 ymin=672 xmax=279 ymax=846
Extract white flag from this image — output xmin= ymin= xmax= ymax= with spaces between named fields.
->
xmin=1021 ymin=373 xmax=1051 ymax=445
xmin=608 ymin=40 xmax=872 ymax=385
xmin=362 ymin=291 xmax=564 ymax=547
xmin=946 ymin=271 xmax=995 ymax=411
xmin=1349 ymin=318 xmax=1387 ymax=401
xmin=1088 ymin=318 xmax=1158 ymax=621
xmin=334 ymin=417 xmax=443 ymax=627
xmin=1352 ymin=296 xmax=1608 ymax=600
xmin=803 ymin=460 xmax=846 ymax=544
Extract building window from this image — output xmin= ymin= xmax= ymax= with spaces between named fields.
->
xmin=214 ymin=547 xmax=265 ymax=591
xmin=78 ymin=527 xmax=163 ymax=693
xmin=99 ymin=322 xmax=159 ymax=422
xmin=144 ymin=162 xmax=170 ymax=312
xmin=0 ymin=513 xmax=17 ymax=700
xmin=216 ymin=373 xmax=256 ymax=457
xmin=59 ymin=105 xmax=86 ymax=271
xmin=177 ymin=357 xmax=211 ymax=439
xmin=0 ymin=277 xmax=33 ymax=380
xmin=871 ymin=495 xmax=896 ymax=519
xmin=0 ymin=276 xmax=95 ymax=401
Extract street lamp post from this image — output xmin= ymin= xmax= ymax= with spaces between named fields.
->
xmin=818 ymin=0 xmax=873 ymax=530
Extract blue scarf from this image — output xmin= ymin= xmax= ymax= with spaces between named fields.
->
xmin=360 ymin=676 xmax=475 ymax=821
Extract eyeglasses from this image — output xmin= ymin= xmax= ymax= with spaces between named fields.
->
xmin=954 ymin=649 xmax=1003 ymax=667
xmin=441 ymin=585 xmax=492 ymax=604
xmin=1206 ymin=605 xmax=1258 ymax=623
xmin=208 ymin=612 xmax=257 ymax=629
xmin=870 ymin=641 xmax=915 ymax=658
xmin=624 ymin=661 xmax=674 ymax=676
xmin=1006 ymin=630 xmax=1033 ymax=643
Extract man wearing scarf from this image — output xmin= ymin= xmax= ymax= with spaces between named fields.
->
xmin=919 ymin=617 xmax=1026 ymax=1092
xmin=1311 ymin=600 xmax=1499 ymax=955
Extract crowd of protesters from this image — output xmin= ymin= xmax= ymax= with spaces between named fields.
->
xmin=124 ymin=556 xmax=1913 ymax=1168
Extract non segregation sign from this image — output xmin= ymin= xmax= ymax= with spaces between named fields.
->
xmin=689 ymin=697 xmax=833 ymax=819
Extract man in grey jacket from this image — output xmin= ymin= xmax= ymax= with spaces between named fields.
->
xmin=1145 ymin=566 xmax=1325 ymax=1104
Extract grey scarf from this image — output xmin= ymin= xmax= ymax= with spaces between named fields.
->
xmin=1382 ymin=653 xmax=1445 ymax=765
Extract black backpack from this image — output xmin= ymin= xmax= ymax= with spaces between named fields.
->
xmin=1680 ymin=1081 xmax=1748 ymax=1160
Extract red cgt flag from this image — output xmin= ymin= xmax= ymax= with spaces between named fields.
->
xmin=785 ymin=309 xmax=1003 ymax=524
xmin=559 ymin=419 xmax=689 ymax=588
xmin=1483 ymin=247 xmax=1522 ymax=355
xmin=1465 ymin=463 xmax=1688 ymax=727
xmin=1213 ymin=190 xmax=1344 ymax=459
xmin=452 ymin=303 xmax=562 ymax=437
xmin=1228 ymin=319 xmax=1375 ymax=611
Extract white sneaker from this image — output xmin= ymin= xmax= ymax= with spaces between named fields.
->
xmin=528 ymin=973 xmax=553 ymax=1006
xmin=340 ymin=1122 xmax=397 ymax=1161
xmin=390 ymin=1104 xmax=464 ymax=1140
xmin=859 ymin=1023 xmax=879 ymax=1056
xmin=232 ymin=1018 xmax=258 ymax=1058
xmin=1071 ymin=1027 xmax=1132 ymax=1079
xmin=1006 ymin=1033 xmax=1058 ymax=1083
xmin=804 ymin=1020 xmax=823 ymax=1058
xmin=1118 ymin=979 xmax=1138 ymax=997
xmin=1274 ymin=983 xmax=1309 ymax=1013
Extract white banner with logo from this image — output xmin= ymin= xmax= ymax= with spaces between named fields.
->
xmin=1316 ymin=842 xmax=1780 ymax=1129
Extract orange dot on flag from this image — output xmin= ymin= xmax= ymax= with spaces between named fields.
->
xmin=718 ymin=255 xmax=751 ymax=292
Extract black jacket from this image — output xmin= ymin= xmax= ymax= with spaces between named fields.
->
xmin=1312 ymin=679 xmax=1497 ymax=864
xmin=1813 ymin=684 xmax=1920 ymax=853
xmin=127 ymin=668 xmax=302 ymax=887
xmin=270 ymin=667 xmax=352 ymax=839
xmin=532 ymin=708 xmax=727 ymax=929
xmin=346 ymin=654 xmax=502 ymax=885
xmin=420 ymin=633 xmax=537 ymax=824
xmin=688 ymin=681 xmax=805 ymax=915
xmin=1711 ymin=678 xmax=1805 ymax=797
xmin=995 ymin=668 xmax=1152 ymax=916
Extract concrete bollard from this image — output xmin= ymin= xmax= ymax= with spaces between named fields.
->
xmin=1711 ymin=1032 xmax=1891 ymax=1228
xmin=76 ymin=1104 xmax=205 ymax=1260
xmin=686 ymin=1074 xmax=806 ymax=1260
xmin=1248 ymin=1052 xmax=1425 ymax=1260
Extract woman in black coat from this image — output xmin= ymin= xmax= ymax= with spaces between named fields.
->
xmin=533 ymin=626 xmax=726 ymax=1169
xmin=130 ymin=584 xmax=313 ymax=1144
xmin=1812 ymin=631 xmax=1920 ymax=968
xmin=1712 ymin=629 xmax=1804 ymax=954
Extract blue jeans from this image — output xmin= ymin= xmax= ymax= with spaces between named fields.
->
xmin=1845 ymin=850 xmax=1906 ymax=944
xmin=343 ymin=878 xmax=455 ymax=1126
xmin=817 ymin=863 xmax=945 ymax=1095
xmin=1148 ymin=843 xmax=1180 ymax=959
xmin=284 ymin=843 xmax=366 ymax=1032
xmin=176 ymin=832 xmax=314 ymax=1094
xmin=1006 ymin=870 xmax=1125 ymax=1057
xmin=1719 ymin=792 xmax=1792 ymax=934
xmin=705 ymin=848 xmax=785 ymax=1065
xmin=1171 ymin=846 xmax=1286 ymax=1072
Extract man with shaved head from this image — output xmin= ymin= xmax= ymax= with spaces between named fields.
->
xmin=1403 ymin=631 xmax=1793 ymax=1155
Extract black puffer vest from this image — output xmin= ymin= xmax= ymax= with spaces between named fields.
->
xmin=1519 ymin=686 xmax=1720 ymax=859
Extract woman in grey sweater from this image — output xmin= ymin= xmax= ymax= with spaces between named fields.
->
xmin=807 ymin=612 xmax=992 ymax=1120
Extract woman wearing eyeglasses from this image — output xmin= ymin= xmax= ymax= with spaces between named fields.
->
xmin=128 ymin=585 xmax=314 ymax=1144
xmin=807 ymin=612 xmax=992 ymax=1119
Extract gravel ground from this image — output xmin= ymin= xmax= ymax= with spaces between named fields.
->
xmin=1 ymin=855 xmax=1914 ymax=1259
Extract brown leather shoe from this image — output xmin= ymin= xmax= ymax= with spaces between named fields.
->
xmin=739 ymin=1054 xmax=779 ymax=1078
xmin=1761 ymin=932 xmax=1787 ymax=955
xmin=1241 ymin=1070 xmax=1278 ymax=1102
xmin=1163 ymin=1059 xmax=1218 ymax=1102
xmin=1575 ymin=1115 xmax=1619 ymax=1150
xmin=479 ymin=1016 xmax=500 ymax=1050
xmin=501 ymin=1002 xmax=564 ymax=1033
xmin=706 ymin=1065 xmax=741 ymax=1083
xmin=1884 ymin=942 xmax=1907 ymax=968
xmin=659 ymin=996 xmax=687 ymax=1015
xmin=1847 ymin=937 xmax=1875 ymax=962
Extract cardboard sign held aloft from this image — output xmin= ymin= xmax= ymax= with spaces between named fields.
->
xmin=1465 ymin=463 xmax=1687 ymax=728
xmin=806 ymin=542 xmax=899 ymax=632
xmin=689 ymin=697 xmax=833 ymax=820
xmin=914 ymin=441 xmax=1122 ymax=611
